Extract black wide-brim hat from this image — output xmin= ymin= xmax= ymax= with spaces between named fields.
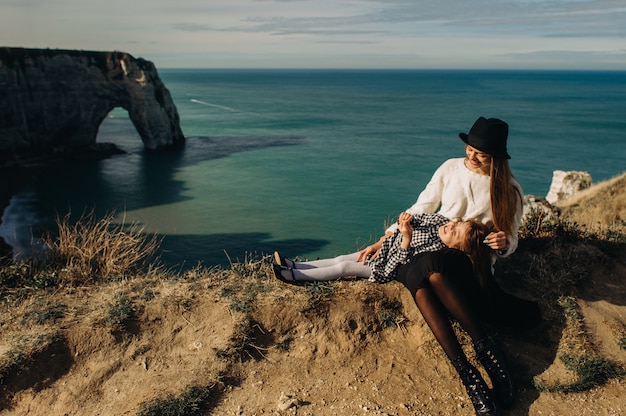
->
xmin=459 ymin=116 xmax=511 ymax=159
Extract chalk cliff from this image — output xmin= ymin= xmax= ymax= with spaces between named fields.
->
xmin=0 ymin=47 xmax=184 ymax=161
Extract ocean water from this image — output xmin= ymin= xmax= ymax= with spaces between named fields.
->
xmin=1 ymin=70 xmax=625 ymax=268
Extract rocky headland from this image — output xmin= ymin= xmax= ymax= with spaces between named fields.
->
xmin=0 ymin=47 xmax=184 ymax=164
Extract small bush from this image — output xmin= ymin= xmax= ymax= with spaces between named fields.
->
xmin=21 ymin=302 xmax=67 ymax=325
xmin=618 ymin=336 xmax=626 ymax=351
xmin=0 ymin=262 xmax=31 ymax=288
xmin=140 ymin=289 xmax=156 ymax=301
xmin=219 ymin=257 xmax=273 ymax=313
xmin=304 ymin=281 xmax=335 ymax=302
xmin=0 ymin=262 xmax=58 ymax=289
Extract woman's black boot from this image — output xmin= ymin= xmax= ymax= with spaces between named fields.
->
xmin=452 ymin=356 xmax=500 ymax=416
xmin=475 ymin=338 xmax=516 ymax=409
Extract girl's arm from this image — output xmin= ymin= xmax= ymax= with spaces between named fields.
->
xmin=398 ymin=212 xmax=413 ymax=249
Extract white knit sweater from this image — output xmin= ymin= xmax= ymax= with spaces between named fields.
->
xmin=386 ymin=158 xmax=524 ymax=257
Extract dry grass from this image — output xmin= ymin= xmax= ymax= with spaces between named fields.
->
xmin=557 ymin=171 xmax=626 ymax=234
xmin=41 ymin=210 xmax=161 ymax=285
xmin=135 ymin=385 xmax=215 ymax=416
xmin=505 ymin=214 xmax=615 ymax=304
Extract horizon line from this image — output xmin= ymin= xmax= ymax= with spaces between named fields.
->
xmin=157 ymin=67 xmax=626 ymax=72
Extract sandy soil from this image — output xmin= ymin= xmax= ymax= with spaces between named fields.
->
xmin=1 ymin=269 xmax=624 ymax=416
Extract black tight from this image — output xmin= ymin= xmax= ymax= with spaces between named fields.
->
xmin=414 ymin=272 xmax=485 ymax=360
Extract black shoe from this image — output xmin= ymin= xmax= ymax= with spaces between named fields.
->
xmin=475 ymin=339 xmax=516 ymax=409
xmin=452 ymin=356 xmax=501 ymax=416
xmin=272 ymin=264 xmax=295 ymax=283
xmin=273 ymin=250 xmax=294 ymax=268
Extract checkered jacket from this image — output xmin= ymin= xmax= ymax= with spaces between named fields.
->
xmin=369 ymin=213 xmax=449 ymax=283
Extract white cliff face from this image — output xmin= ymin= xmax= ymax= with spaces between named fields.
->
xmin=545 ymin=170 xmax=592 ymax=204
xmin=521 ymin=170 xmax=593 ymax=229
xmin=0 ymin=48 xmax=185 ymax=159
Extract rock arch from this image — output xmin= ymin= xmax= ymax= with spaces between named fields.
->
xmin=0 ymin=48 xmax=185 ymax=161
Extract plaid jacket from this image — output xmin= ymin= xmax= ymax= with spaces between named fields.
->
xmin=369 ymin=213 xmax=449 ymax=283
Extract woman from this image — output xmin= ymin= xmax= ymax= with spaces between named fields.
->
xmin=273 ymin=212 xmax=491 ymax=283
xmin=359 ymin=116 xmax=523 ymax=263
xmin=358 ymin=117 xmax=524 ymax=416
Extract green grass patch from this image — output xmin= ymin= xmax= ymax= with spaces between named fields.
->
xmin=376 ymin=299 xmax=406 ymax=329
xmin=303 ymin=281 xmax=336 ymax=302
xmin=535 ymin=354 xmax=626 ymax=393
xmin=106 ymin=292 xmax=135 ymax=328
xmin=136 ymin=385 xmax=214 ymax=416
xmin=21 ymin=301 xmax=67 ymax=325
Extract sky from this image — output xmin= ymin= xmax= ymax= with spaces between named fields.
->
xmin=1 ymin=0 xmax=625 ymax=69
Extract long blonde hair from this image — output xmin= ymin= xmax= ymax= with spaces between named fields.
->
xmin=490 ymin=158 xmax=522 ymax=236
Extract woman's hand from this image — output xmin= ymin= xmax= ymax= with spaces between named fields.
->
xmin=357 ymin=244 xmax=380 ymax=264
xmin=357 ymin=231 xmax=393 ymax=264
xmin=484 ymin=231 xmax=507 ymax=251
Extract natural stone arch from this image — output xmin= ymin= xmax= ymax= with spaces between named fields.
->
xmin=0 ymin=48 xmax=185 ymax=161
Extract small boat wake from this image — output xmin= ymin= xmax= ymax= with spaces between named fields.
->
xmin=190 ymin=99 xmax=239 ymax=112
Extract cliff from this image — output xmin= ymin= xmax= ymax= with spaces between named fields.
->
xmin=0 ymin=173 xmax=624 ymax=415
xmin=0 ymin=47 xmax=184 ymax=161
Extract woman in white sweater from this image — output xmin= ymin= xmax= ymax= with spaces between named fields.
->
xmin=364 ymin=120 xmax=523 ymax=261
xmin=358 ymin=117 xmax=524 ymax=416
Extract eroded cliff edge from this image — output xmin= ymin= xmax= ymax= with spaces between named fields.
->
xmin=0 ymin=47 xmax=185 ymax=162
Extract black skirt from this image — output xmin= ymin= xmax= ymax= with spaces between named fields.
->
xmin=395 ymin=248 xmax=478 ymax=294
xmin=395 ymin=248 xmax=541 ymax=328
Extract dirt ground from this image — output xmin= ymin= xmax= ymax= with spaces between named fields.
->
xmin=1 ymin=268 xmax=624 ymax=416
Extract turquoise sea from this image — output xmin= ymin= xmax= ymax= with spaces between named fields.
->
xmin=1 ymin=70 xmax=625 ymax=268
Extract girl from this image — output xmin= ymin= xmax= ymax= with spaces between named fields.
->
xmin=273 ymin=212 xmax=491 ymax=285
